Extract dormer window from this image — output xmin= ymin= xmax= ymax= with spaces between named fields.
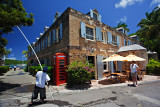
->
xmin=93 ymin=12 xmax=98 ymax=20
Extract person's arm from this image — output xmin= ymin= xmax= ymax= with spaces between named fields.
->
xmin=46 ymin=74 xmax=50 ymax=86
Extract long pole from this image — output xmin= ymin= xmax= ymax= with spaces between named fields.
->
xmin=17 ymin=26 xmax=43 ymax=70
xmin=17 ymin=26 xmax=54 ymax=101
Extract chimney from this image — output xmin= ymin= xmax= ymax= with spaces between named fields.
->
xmin=44 ymin=26 xmax=49 ymax=32
xmin=36 ymin=38 xmax=39 ymax=41
xmin=40 ymin=33 xmax=43 ymax=38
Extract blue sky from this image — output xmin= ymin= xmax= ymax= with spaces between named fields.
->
xmin=3 ymin=0 xmax=160 ymax=60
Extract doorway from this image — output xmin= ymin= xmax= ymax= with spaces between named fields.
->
xmin=87 ymin=56 xmax=95 ymax=65
xmin=87 ymin=56 xmax=95 ymax=79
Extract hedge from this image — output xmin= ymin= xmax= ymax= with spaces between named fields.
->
xmin=0 ymin=66 xmax=10 ymax=74
xmin=29 ymin=66 xmax=53 ymax=82
xmin=146 ymin=59 xmax=160 ymax=75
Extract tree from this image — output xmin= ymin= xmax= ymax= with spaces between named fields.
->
xmin=0 ymin=0 xmax=34 ymax=36
xmin=137 ymin=7 xmax=160 ymax=40
xmin=0 ymin=0 xmax=34 ymax=57
xmin=0 ymin=37 xmax=10 ymax=56
xmin=22 ymin=50 xmax=28 ymax=58
xmin=137 ymin=7 xmax=160 ymax=58
xmin=114 ymin=22 xmax=130 ymax=32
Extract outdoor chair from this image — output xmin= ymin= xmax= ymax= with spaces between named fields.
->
xmin=110 ymin=74 xmax=120 ymax=83
xmin=141 ymin=70 xmax=146 ymax=77
xmin=122 ymin=71 xmax=126 ymax=75
xmin=119 ymin=75 xmax=127 ymax=83
xmin=114 ymin=71 xmax=121 ymax=73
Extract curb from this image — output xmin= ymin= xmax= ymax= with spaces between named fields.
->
xmin=51 ymin=79 xmax=160 ymax=94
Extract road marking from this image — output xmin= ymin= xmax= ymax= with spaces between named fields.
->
xmin=133 ymin=94 xmax=160 ymax=106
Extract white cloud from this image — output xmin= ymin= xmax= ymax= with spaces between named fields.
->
xmin=120 ymin=16 xmax=127 ymax=22
xmin=6 ymin=57 xmax=16 ymax=60
xmin=158 ymin=4 xmax=160 ymax=7
xmin=9 ymin=48 xmax=12 ymax=51
xmin=150 ymin=0 xmax=160 ymax=7
xmin=10 ymin=54 xmax=15 ymax=57
xmin=116 ymin=16 xmax=127 ymax=24
xmin=115 ymin=0 xmax=143 ymax=8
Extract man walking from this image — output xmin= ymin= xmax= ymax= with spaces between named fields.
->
xmin=30 ymin=66 xmax=50 ymax=104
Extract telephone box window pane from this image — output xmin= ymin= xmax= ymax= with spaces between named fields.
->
xmin=59 ymin=59 xmax=64 ymax=62
xmin=59 ymin=62 xmax=64 ymax=64
xmin=59 ymin=65 xmax=65 ymax=67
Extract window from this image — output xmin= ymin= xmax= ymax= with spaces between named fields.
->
xmin=103 ymin=57 xmax=108 ymax=72
xmin=102 ymin=32 xmax=107 ymax=43
xmin=125 ymin=39 xmax=128 ymax=46
xmin=112 ymin=35 xmax=117 ymax=45
xmin=93 ymin=13 xmax=98 ymax=20
xmin=86 ymin=26 xmax=94 ymax=40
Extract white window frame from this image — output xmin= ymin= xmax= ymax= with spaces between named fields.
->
xmin=112 ymin=35 xmax=117 ymax=45
xmin=101 ymin=31 xmax=107 ymax=44
xmin=103 ymin=57 xmax=108 ymax=72
xmin=93 ymin=12 xmax=98 ymax=20
xmin=85 ymin=26 xmax=95 ymax=41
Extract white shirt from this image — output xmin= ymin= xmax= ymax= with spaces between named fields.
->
xmin=35 ymin=71 xmax=50 ymax=88
xmin=130 ymin=64 xmax=139 ymax=73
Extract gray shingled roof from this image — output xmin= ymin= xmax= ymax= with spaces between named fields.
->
xmin=118 ymin=44 xmax=146 ymax=52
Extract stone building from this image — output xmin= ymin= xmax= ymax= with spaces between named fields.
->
xmin=28 ymin=7 xmax=140 ymax=80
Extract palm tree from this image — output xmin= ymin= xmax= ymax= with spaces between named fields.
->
xmin=114 ymin=22 xmax=130 ymax=32
xmin=137 ymin=6 xmax=160 ymax=59
xmin=137 ymin=7 xmax=160 ymax=40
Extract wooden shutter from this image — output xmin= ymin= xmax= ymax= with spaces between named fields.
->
xmin=128 ymin=40 xmax=131 ymax=45
xmin=90 ymin=9 xmax=93 ymax=18
xmin=53 ymin=29 xmax=56 ymax=43
xmin=97 ymin=55 xmax=103 ymax=80
xmin=80 ymin=22 xmax=86 ymax=38
xmin=50 ymin=32 xmax=52 ymax=45
xmin=60 ymin=23 xmax=63 ymax=40
xmin=117 ymin=36 xmax=120 ymax=46
xmin=98 ymin=14 xmax=102 ymax=22
xmin=46 ymin=36 xmax=48 ymax=47
xmin=107 ymin=32 xmax=112 ymax=44
xmin=96 ymin=27 xmax=102 ymax=41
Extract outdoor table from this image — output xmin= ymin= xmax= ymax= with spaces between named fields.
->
xmin=110 ymin=73 xmax=124 ymax=83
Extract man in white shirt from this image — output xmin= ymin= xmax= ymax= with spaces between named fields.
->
xmin=130 ymin=61 xmax=139 ymax=87
xmin=30 ymin=66 xmax=50 ymax=104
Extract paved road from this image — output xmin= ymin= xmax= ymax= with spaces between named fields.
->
xmin=0 ymin=69 xmax=160 ymax=107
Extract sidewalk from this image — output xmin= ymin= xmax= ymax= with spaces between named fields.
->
xmin=50 ymin=75 xmax=160 ymax=93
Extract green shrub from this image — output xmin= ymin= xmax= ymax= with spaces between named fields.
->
xmin=29 ymin=66 xmax=53 ymax=82
xmin=0 ymin=66 xmax=9 ymax=74
xmin=146 ymin=59 xmax=160 ymax=75
xmin=66 ymin=60 xmax=95 ymax=86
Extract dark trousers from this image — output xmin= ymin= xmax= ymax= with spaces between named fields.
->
xmin=32 ymin=85 xmax=46 ymax=100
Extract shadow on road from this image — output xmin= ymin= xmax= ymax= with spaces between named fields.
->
xmin=27 ymin=100 xmax=72 ymax=107
xmin=0 ymin=81 xmax=21 ymax=94
xmin=65 ymin=83 xmax=91 ymax=90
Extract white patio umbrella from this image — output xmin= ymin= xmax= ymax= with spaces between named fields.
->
xmin=124 ymin=55 xmax=146 ymax=61
xmin=102 ymin=54 xmax=126 ymax=62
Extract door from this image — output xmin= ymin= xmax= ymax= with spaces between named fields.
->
xmin=117 ymin=61 xmax=123 ymax=72
xmin=109 ymin=61 xmax=114 ymax=73
xmin=97 ymin=55 xmax=103 ymax=80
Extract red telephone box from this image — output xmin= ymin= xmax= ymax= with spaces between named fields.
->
xmin=53 ymin=53 xmax=67 ymax=86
